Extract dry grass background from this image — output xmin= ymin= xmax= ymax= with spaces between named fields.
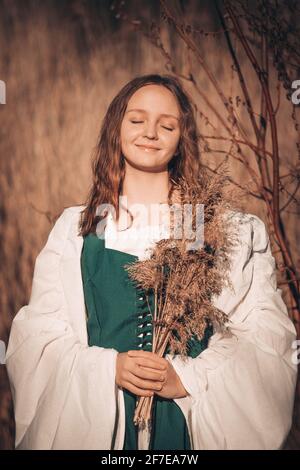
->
xmin=0 ymin=0 xmax=299 ymax=449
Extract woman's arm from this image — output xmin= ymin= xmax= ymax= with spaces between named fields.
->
xmin=5 ymin=208 xmax=123 ymax=450
xmin=166 ymin=213 xmax=297 ymax=450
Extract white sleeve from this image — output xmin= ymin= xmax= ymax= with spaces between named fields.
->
xmin=166 ymin=213 xmax=297 ymax=450
xmin=5 ymin=208 xmax=121 ymax=450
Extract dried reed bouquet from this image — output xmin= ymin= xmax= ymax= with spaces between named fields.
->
xmin=124 ymin=166 xmax=239 ymax=437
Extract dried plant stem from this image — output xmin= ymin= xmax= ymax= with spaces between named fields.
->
xmin=125 ymin=170 xmax=240 ymax=436
xmin=133 ymin=327 xmax=172 ymax=426
xmin=156 ymin=326 xmax=172 ymax=356
xmin=134 ymin=391 xmax=154 ymax=426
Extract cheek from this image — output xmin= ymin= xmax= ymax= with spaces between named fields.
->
xmin=121 ymin=123 xmax=139 ymax=144
xmin=164 ymin=132 xmax=180 ymax=152
xmin=120 ymin=122 xmax=128 ymax=143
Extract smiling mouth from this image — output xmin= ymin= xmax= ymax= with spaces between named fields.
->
xmin=136 ymin=145 xmax=161 ymax=151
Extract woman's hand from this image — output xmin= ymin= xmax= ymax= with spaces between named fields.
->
xmin=116 ymin=350 xmax=167 ymax=397
xmin=127 ymin=350 xmax=189 ymax=399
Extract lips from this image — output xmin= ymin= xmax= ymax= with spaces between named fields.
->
xmin=136 ymin=144 xmax=160 ymax=150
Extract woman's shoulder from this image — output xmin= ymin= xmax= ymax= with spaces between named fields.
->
xmin=224 ymin=208 xmax=265 ymax=225
xmin=224 ymin=209 xmax=270 ymax=255
xmin=63 ymin=204 xmax=86 ymax=215
xmin=49 ymin=205 xmax=86 ymax=241
xmin=54 ymin=204 xmax=86 ymax=224
xmin=225 ymin=209 xmax=267 ymax=233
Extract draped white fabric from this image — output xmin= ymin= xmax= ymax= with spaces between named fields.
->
xmin=5 ymin=206 xmax=297 ymax=449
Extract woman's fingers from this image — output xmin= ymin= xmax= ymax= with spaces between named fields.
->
xmin=129 ymin=354 xmax=167 ymax=371
xmin=132 ymin=364 xmax=166 ymax=382
xmin=128 ymin=350 xmax=167 ymax=368
xmin=126 ymin=371 xmax=164 ymax=392
xmin=122 ymin=381 xmax=154 ymax=397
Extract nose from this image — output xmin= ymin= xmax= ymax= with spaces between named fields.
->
xmin=143 ymin=122 xmax=158 ymax=140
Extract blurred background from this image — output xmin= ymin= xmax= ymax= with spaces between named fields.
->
xmin=0 ymin=0 xmax=299 ymax=449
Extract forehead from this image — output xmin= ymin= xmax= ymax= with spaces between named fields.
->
xmin=127 ymin=85 xmax=180 ymax=117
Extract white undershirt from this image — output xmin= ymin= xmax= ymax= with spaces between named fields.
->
xmin=104 ymin=205 xmax=171 ymax=260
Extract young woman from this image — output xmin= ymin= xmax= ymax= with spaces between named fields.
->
xmin=6 ymin=74 xmax=297 ymax=450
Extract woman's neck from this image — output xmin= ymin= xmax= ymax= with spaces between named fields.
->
xmin=115 ymin=166 xmax=172 ymax=231
xmin=121 ymin=167 xmax=170 ymax=207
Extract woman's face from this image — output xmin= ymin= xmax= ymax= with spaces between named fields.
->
xmin=120 ymin=84 xmax=181 ymax=173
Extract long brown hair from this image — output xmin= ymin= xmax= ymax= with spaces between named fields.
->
xmin=78 ymin=74 xmax=202 ymax=236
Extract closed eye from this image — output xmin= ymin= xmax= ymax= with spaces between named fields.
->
xmin=130 ymin=120 xmax=174 ymax=131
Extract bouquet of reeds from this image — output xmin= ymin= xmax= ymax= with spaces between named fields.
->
xmin=124 ymin=166 xmax=239 ymax=442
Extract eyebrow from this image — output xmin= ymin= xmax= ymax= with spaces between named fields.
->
xmin=126 ymin=108 xmax=179 ymax=121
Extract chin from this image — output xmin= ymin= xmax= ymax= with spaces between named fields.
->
xmin=125 ymin=157 xmax=162 ymax=171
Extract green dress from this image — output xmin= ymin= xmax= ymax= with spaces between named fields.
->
xmin=80 ymin=231 xmax=214 ymax=450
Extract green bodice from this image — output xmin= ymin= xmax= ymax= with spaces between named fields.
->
xmin=80 ymin=232 xmax=213 ymax=450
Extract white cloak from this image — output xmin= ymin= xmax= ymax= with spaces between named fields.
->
xmin=5 ymin=206 xmax=297 ymax=450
